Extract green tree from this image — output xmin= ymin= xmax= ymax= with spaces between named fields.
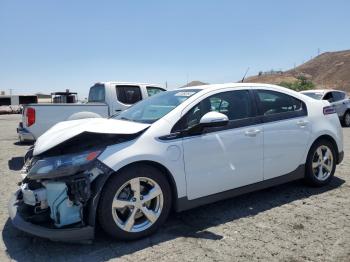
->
xmin=279 ymin=76 xmax=315 ymax=91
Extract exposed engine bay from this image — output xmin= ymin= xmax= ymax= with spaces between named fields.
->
xmin=18 ymin=159 xmax=106 ymax=228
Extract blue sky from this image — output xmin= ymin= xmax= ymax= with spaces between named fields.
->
xmin=1 ymin=0 xmax=349 ymax=99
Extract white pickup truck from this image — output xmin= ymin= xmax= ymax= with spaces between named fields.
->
xmin=17 ymin=82 xmax=165 ymax=142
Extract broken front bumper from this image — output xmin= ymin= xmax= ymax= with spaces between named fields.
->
xmin=8 ymin=190 xmax=94 ymax=243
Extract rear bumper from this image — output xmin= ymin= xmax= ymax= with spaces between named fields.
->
xmin=8 ymin=191 xmax=94 ymax=243
xmin=17 ymin=125 xmax=35 ymax=142
xmin=337 ymin=151 xmax=344 ymax=164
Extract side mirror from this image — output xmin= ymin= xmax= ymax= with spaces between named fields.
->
xmin=199 ymin=111 xmax=229 ymax=128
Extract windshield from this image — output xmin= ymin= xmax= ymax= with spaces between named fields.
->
xmin=113 ymin=89 xmax=201 ymax=123
xmin=301 ymin=92 xmax=323 ymax=100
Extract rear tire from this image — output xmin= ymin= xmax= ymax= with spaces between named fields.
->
xmin=98 ymin=164 xmax=172 ymax=240
xmin=304 ymin=139 xmax=336 ymax=186
xmin=342 ymin=111 xmax=350 ymax=127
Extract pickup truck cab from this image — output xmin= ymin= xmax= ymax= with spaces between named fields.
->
xmin=300 ymin=89 xmax=350 ymax=127
xmin=18 ymin=82 xmax=165 ymax=142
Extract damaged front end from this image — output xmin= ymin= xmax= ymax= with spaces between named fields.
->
xmin=8 ymin=141 xmax=119 ymax=242
xmin=9 ymin=122 xmax=148 ymax=242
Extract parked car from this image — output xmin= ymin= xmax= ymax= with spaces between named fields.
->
xmin=300 ymin=89 xmax=350 ymax=127
xmin=9 ymin=83 xmax=344 ymax=242
xmin=17 ymin=82 xmax=165 ymax=142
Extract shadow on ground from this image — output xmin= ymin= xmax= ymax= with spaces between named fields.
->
xmin=8 ymin=157 xmax=24 ymax=171
xmin=2 ymin=177 xmax=345 ymax=261
xmin=13 ymin=141 xmax=34 ymax=146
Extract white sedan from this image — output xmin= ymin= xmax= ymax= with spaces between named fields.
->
xmin=9 ymin=83 xmax=344 ymax=242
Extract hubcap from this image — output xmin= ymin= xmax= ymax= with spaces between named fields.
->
xmin=345 ymin=113 xmax=350 ymax=126
xmin=312 ymin=145 xmax=334 ymax=181
xmin=112 ymin=177 xmax=163 ymax=233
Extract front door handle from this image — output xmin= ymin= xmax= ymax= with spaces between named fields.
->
xmin=296 ymin=120 xmax=309 ymax=127
xmin=245 ymin=129 xmax=261 ymax=137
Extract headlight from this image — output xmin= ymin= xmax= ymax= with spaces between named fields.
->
xmin=27 ymin=149 xmax=103 ymax=180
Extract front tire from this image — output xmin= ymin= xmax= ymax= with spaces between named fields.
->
xmin=98 ymin=164 xmax=172 ymax=240
xmin=305 ymin=139 xmax=336 ymax=186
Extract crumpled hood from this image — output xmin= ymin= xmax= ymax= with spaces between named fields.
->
xmin=33 ymin=118 xmax=150 ymax=156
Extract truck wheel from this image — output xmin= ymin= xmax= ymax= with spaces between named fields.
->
xmin=343 ymin=111 xmax=350 ymax=127
xmin=98 ymin=164 xmax=172 ymax=240
xmin=304 ymin=139 xmax=336 ymax=187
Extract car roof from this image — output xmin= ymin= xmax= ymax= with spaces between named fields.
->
xmin=174 ymin=82 xmax=298 ymax=93
xmin=301 ymin=89 xmax=344 ymax=93
xmin=95 ymin=81 xmax=162 ymax=87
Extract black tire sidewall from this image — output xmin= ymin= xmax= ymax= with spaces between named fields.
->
xmin=98 ymin=164 xmax=172 ymax=240
xmin=305 ymin=139 xmax=336 ymax=186
xmin=343 ymin=111 xmax=350 ymax=127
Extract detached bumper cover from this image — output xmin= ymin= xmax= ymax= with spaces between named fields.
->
xmin=8 ymin=191 xmax=94 ymax=242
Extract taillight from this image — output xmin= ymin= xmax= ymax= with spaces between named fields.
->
xmin=26 ymin=107 xmax=35 ymax=127
xmin=323 ymin=106 xmax=336 ymax=115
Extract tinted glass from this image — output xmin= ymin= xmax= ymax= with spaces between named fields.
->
xmin=113 ymin=89 xmax=201 ymax=124
xmin=333 ymin=91 xmax=345 ymax=101
xmin=257 ymin=90 xmax=303 ymax=115
xmin=88 ymin=84 xmax=105 ymax=102
xmin=302 ymin=92 xmax=323 ymax=100
xmin=146 ymin=86 xmax=165 ymax=97
xmin=177 ymin=90 xmax=253 ymax=130
xmin=116 ymin=85 xmax=142 ymax=104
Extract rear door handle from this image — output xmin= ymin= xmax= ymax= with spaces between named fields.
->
xmin=296 ymin=120 xmax=309 ymax=127
xmin=245 ymin=129 xmax=261 ymax=137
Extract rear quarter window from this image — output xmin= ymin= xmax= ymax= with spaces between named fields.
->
xmin=88 ymin=84 xmax=105 ymax=102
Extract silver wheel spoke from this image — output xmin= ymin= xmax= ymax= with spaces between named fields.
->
xmin=130 ymin=178 xmax=141 ymax=199
xmin=323 ymin=163 xmax=332 ymax=173
xmin=324 ymin=150 xmax=331 ymax=161
xmin=142 ymin=185 xmax=162 ymax=203
xmin=317 ymin=166 xmax=323 ymax=178
xmin=112 ymin=199 xmax=133 ymax=209
xmin=123 ymin=208 xmax=138 ymax=231
xmin=141 ymin=206 xmax=158 ymax=223
xmin=316 ymin=148 xmax=323 ymax=159
xmin=312 ymin=161 xmax=320 ymax=169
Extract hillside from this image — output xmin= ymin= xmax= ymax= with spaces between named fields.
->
xmin=245 ymin=50 xmax=350 ymax=92
xmin=181 ymin=81 xmax=208 ymax=88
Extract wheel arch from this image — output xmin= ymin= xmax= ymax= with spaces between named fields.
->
xmin=95 ymin=160 xmax=179 ymax=211
xmin=307 ymin=134 xmax=339 ymax=163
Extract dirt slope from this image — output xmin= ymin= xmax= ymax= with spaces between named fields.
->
xmin=245 ymin=49 xmax=350 ymax=92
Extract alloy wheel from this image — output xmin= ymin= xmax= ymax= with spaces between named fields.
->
xmin=111 ymin=177 xmax=164 ymax=233
xmin=312 ymin=145 xmax=334 ymax=181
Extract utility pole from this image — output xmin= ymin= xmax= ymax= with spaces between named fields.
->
xmin=9 ymin=88 xmax=13 ymax=95
xmin=317 ymin=48 xmax=320 ymax=56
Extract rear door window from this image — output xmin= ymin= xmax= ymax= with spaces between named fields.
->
xmin=116 ymin=85 xmax=142 ymax=104
xmin=146 ymin=86 xmax=165 ymax=97
xmin=256 ymin=90 xmax=307 ymax=121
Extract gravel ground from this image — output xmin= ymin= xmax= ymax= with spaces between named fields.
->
xmin=0 ymin=114 xmax=349 ymax=262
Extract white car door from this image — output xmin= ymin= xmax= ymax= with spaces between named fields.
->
xmin=255 ymin=89 xmax=312 ymax=180
xmin=177 ymin=90 xmax=264 ymax=200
